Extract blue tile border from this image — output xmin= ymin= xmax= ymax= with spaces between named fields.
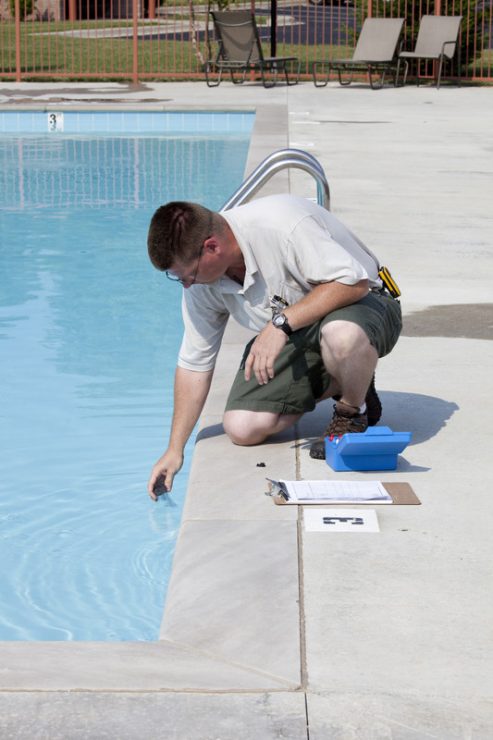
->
xmin=0 ymin=110 xmax=255 ymax=135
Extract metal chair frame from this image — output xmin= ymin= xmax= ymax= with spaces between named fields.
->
xmin=312 ymin=18 xmax=405 ymax=90
xmin=205 ymin=10 xmax=300 ymax=88
xmin=396 ymin=15 xmax=463 ymax=89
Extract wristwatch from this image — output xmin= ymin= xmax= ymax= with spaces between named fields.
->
xmin=272 ymin=312 xmax=293 ymax=336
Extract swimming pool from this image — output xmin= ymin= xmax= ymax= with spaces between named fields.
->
xmin=0 ymin=111 xmax=254 ymax=641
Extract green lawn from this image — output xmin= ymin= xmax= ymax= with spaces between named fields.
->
xmin=0 ymin=19 xmax=489 ymax=81
xmin=0 ymin=20 xmax=346 ymax=78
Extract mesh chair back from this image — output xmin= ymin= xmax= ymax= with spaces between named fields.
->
xmin=352 ymin=18 xmax=405 ymax=62
xmin=211 ymin=11 xmax=262 ymax=64
xmin=413 ymin=15 xmax=462 ymax=59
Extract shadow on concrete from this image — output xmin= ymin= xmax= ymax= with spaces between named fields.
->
xmin=298 ymin=391 xmax=459 ymax=448
xmin=196 ymin=423 xmax=225 ymax=443
xmin=378 ymin=391 xmax=459 ymax=445
xmin=196 ymin=422 xmax=296 ymax=446
xmin=197 ymin=391 xmax=459 ymax=449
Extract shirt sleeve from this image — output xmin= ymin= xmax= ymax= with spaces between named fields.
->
xmin=288 ymin=215 xmax=373 ymax=286
xmin=177 ymin=285 xmax=230 ymax=372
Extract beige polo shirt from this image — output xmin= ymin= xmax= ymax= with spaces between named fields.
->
xmin=177 ymin=194 xmax=381 ymax=372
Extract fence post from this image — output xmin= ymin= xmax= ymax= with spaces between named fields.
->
xmin=68 ymin=0 xmax=76 ymax=21
xmin=434 ymin=0 xmax=441 ymax=81
xmin=15 ymin=0 xmax=21 ymax=82
xmin=132 ymin=0 xmax=139 ymax=83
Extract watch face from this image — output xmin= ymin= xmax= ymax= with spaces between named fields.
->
xmin=273 ymin=314 xmax=285 ymax=327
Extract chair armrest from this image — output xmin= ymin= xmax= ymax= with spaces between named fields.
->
xmin=441 ymin=39 xmax=458 ymax=58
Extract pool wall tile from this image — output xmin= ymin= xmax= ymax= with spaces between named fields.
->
xmin=0 ymin=110 xmax=255 ymax=135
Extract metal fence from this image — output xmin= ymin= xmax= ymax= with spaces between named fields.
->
xmin=1 ymin=0 xmax=492 ymax=83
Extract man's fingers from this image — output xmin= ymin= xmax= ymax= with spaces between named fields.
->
xmin=253 ymin=354 xmax=263 ymax=384
xmin=164 ymin=469 xmax=174 ymax=492
xmin=246 ymin=342 xmax=277 ymax=386
xmin=147 ymin=468 xmax=169 ymax=500
xmin=254 ymin=354 xmax=273 ymax=385
xmin=147 ymin=471 xmax=158 ymax=498
xmin=245 ymin=325 xmax=286 ymax=384
xmin=244 ymin=352 xmax=254 ymax=382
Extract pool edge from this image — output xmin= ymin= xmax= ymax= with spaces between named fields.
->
xmin=0 ymin=100 xmax=303 ymax=692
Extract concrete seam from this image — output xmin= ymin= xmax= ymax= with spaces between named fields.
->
xmin=0 ymin=688 xmax=303 ymax=696
xmin=295 ymin=421 xmax=308 ymax=693
xmin=304 ymin=691 xmax=311 ymax=740
xmin=156 ymin=637 xmax=301 ymax=690
xmin=297 ymin=511 xmax=308 ymax=694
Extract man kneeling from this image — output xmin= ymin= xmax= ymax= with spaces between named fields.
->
xmin=146 ymin=194 xmax=402 ymax=499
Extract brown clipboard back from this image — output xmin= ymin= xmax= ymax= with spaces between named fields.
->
xmin=271 ymin=481 xmax=420 ymax=506
xmin=382 ymin=482 xmax=420 ymax=505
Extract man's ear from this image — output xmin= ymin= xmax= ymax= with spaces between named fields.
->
xmin=203 ymin=236 xmax=220 ymax=255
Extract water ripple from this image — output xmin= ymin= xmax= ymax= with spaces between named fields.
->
xmin=0 ymin=133 xmax=249 ymax=640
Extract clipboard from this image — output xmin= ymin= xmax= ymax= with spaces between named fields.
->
xmin=267 ymin=479 xmax=420 ymax=506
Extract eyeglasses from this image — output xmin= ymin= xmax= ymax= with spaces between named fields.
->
xmin=166 ymin=245 xmax=204 ymax=287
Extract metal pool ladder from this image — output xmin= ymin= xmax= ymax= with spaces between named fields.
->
xmin=221 ymin=148 xmax=331 ymax=212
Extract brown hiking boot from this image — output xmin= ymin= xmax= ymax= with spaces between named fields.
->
xmin=309 ymin=401 xmax=368 ymax=460
xmin=309 ymin=376 xmax=382 ymax=460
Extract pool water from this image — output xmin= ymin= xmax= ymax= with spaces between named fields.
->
xmin=0 ymin=131 xmax=251 ymax=640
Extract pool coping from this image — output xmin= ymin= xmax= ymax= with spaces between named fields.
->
xmin=0 ymin=101 xmax=304 ymax=693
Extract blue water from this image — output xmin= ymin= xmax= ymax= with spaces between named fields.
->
xmin=0 ymin=131 xmax=251 ymax=640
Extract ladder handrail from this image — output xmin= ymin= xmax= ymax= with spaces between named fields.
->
xmin=221 ymin=148 xmax=331 ymax=212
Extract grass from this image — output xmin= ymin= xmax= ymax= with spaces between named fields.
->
xmin=0 ymin=19 xmax=346 ymax=78
xmin=0 ymin=18 xmax=490 ymax=81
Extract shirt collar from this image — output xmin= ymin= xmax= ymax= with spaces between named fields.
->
xmin=221 ymin=211 xmax=258 ymax=292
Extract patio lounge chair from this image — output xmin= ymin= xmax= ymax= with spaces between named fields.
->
xmin=312 ymin=18 xmax=405 ymax=89
xmin=205 ymin=10 xmax=300 ymax=88
xmin=397 ymin=15 xmax=463 ymax=89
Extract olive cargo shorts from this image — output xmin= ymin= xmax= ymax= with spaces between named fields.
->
xmin=224 ymin=292 xmax=402 ymax=416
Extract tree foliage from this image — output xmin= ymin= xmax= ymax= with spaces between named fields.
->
xmin=189 ymin=0 xmax=239 ymax=65
xmin=9 ymin=0 xmax=35 ymax=20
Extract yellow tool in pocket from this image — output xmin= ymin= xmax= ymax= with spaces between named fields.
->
xmin=378 ymin=266 xmax=401 ymax=299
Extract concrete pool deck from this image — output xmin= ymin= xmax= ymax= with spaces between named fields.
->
xmin=0 ymin=80 xmax=492 ymax=738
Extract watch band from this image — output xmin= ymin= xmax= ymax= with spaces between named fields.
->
xmin=272 ymin=312 xmax=293 ymax=336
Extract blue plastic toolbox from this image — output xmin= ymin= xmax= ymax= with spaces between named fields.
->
xmin=325 ymin=426 xmax=412 ymax=471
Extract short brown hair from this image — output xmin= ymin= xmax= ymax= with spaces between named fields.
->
xmin=147 ymin=201 xmax=214 ymax=271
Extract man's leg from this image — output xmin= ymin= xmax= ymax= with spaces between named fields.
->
xmin=224 ymin=318 xmax=377 ymax=446
xmin=223 ymin=321 xmax=374 ymax=447
xmin=223 ymin=409 xmax=302 ymax=446
xmin=223 ymin=323 xmax=329 ymax=447
xmin=319 ymin=320 xmax=378 ymax=409
xmin=309 ymin=292 xmax=402 ymax=458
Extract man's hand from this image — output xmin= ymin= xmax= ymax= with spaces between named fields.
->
xmin=146 ymin=366 xmax=214 ymax=502
xmin=147 ymin=449 xmax=184 ymax=501
xmin=244 ymin=323 xmax=288 ymax=385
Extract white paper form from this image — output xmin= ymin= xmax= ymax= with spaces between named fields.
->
xmin=268 ymin=479 xmax=392 ymax=504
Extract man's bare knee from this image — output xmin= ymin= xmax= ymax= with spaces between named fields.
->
xmin=223 ymin=409 xmax=300 ymax=446
xmin=321 ymin=320 xmax=371 ymax=361
xmin=223 ymin=410 xmax=272 ymax=446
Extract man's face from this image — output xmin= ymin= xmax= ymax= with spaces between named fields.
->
xmin=167 ymin=238 xmax=226 ymax=288
xmin=166 ymin=246 xmax=204 ymax=288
